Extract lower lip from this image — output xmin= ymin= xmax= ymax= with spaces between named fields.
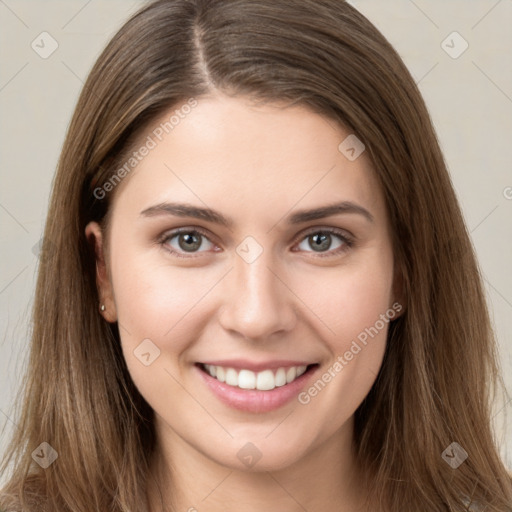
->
xmin=196 ymin=364 xmax=318 ymax=413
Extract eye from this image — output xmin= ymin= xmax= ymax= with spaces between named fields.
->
xmin=161 ymin=228 xmax=217 ymax=257
xmin=158 ymin=226 xmax=353 ymax=259
xmin=295 ymin=228 xmax=353 ymax=256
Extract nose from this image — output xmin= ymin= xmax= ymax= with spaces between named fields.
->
xmin=218 ymin=250 xmax=297 ymax=341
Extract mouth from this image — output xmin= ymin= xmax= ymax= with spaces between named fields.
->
xmin=196 ymin=361 xmax=319 ymax=412
xmin=199 ymin=363 xmax=311 ymax=390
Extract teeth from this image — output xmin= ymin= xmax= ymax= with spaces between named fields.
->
xmin=216 ymin=366 xmax=225 ymax=383
xmin=203 ymin=364 xmax=309 ymax=391
xmin=256 ymin=370 xmax=275 ymax=391
xmin=225 ymin=368 xmax=238 ymax=386
xmin=275 ymin=367 xmax=287 ymax=387
xmin=238 ymin=369 xmax=256 ymax=389
xmin=296 ymin=365 xmax=307 ymax=377
xmin=286 ymin=367 xmax=296 ymax=383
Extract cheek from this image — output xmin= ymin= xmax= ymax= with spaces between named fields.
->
xmin=293 ymin=251 xmax=395 ymax=351
xmin=111 ymin=243 xmax=212 ymax=330
xmin=108 ymin=239 xmax=222 ymax=372
xmin=290 ymin=250 xmax=394 ymax=420
xmin=108 ymin=247 xmax=217 ymax=411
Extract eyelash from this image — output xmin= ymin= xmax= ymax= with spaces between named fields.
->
xmin=158 ymin=226 xmax=355 ymax=259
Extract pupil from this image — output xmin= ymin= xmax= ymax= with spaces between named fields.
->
xmin=179 ymin=232 xmax=201 ymax=252
xmin=310 ymin=233 xmax=331 ymax=252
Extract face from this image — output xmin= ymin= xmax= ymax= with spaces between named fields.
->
xmin=87 ymin=93 xmax=400 ymax=472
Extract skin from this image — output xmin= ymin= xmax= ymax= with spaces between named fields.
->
xmin=86 ymin=93 xmax=401 ymax=511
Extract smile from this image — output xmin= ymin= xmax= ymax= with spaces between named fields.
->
xmin=196 ymin=361 xmax=318 ymax=413
xmin=202 ymin=364 xmax=308 ymax=391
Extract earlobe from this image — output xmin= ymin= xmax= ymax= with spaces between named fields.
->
xmin=85 ymin=221 xmax=118 ymax=323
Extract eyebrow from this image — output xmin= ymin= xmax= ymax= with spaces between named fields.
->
xmin=140 ymin=200 xmax=374 ymax=226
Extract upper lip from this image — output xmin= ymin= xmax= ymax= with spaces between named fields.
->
xmin=198 ymin=359 xmax=315 ymax=372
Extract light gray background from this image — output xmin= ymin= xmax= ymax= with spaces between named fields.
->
xmin=1 ymin=0 xmax=511 ymax=484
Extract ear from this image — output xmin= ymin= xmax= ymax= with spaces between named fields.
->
xmin=85 ymin=221 xmax=118 ymax=323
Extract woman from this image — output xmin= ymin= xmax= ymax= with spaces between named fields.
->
xmin=1 ymin=0 xmax=511 ymax=510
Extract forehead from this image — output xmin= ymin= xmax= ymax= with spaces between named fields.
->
xmin=110 ymin=93 xmax=385 ymax=225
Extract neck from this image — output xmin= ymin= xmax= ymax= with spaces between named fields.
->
xmin=147 ymin=417 xmax=369 ymax=512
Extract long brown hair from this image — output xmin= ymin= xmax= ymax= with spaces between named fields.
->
xmin=1 ymin=0 xmax=511 ymax=510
